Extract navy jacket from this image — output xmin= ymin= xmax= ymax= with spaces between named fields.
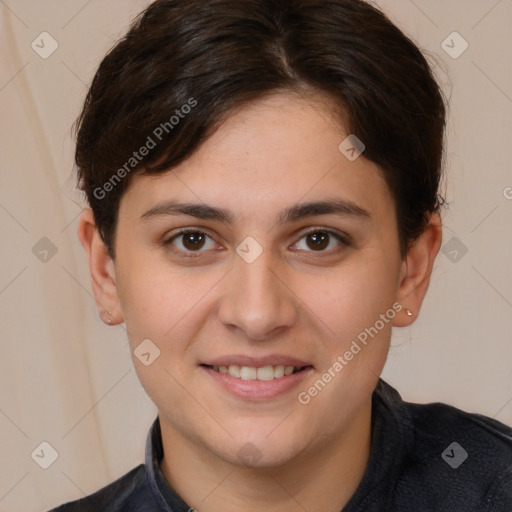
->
xmin=48 ymin=379 xmax=512 ymax=511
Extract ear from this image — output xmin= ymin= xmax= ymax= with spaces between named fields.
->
xmin=77 ymin=208 xmax=124 ymax=326
xmin=393 ymin=212 xmax=442 ymax=327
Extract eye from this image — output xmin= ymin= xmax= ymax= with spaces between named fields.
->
xmin=293 ymin=229 xmax=350 ymax=253
xmin=164 ymin=227 xmax=351 ymax=258
xmin=164 ymin=229 xmax=217 ymax=256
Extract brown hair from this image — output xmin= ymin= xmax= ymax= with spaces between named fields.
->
xmin=75 ymin=0 xmax=446 ymax=259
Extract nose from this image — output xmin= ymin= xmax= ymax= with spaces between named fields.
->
xmin=217 ymin=250 xmax=299 ymax=341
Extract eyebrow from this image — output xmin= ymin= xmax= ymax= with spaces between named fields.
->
xmin=140 ymin=198 xmax=372 ymax=225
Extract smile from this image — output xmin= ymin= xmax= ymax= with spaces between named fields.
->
xmin=202 ymin=364 xmax=307 ymax=381
xmin=200 ymin=359 xmax=314 ymax=400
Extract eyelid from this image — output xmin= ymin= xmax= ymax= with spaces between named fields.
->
xmin=164 ymin=228 xmax=220 ymax=258
xmin=296 ymin=226 xmax=352 ymax=247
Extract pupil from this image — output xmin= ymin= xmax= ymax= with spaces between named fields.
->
xmin=308 ymin=232 xmax=328 ymax=250
xmin=184 ymin=232 xmax=204 ymax=250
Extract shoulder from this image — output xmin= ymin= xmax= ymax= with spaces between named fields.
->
xmin=47 ymin=464 xmax=155 ymax=512
xmin=398 ymin=393 xmax=512 ymax=511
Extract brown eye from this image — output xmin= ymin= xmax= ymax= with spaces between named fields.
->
xmin=294 ymin=229 xmax=350 ymax=253
xmin=305 ymin=232 xmax=330 ymax=251
xmin=181 ymin=231 xmax=206 ymax=250
xmin=165 ymin=230 xmax=216 ymax=255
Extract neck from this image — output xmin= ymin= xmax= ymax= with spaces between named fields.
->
xmin=159 ymin=398 xmax=373 ymax=512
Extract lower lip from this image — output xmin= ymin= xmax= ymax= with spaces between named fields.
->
xmin=201 ymin=366 xmax=314 ymax=400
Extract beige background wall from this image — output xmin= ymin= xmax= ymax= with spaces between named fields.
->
xmin=0 ymin=1 xmax=511 ymax=510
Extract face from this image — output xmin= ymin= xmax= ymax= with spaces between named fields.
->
xmin=110 ymin=92 xmax=406 ymax=468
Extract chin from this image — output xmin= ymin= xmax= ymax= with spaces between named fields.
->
xmin=209 ymin=430 xmax=308 ymax=470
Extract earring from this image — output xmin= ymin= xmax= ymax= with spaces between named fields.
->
xmin=100 ymin=310 xmax=113 ymax=325
xmin=405 ymin=308 xmax=413 ymax=317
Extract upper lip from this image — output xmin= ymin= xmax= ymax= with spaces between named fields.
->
xmin=201 ymin=354 xmax=313 ymax=368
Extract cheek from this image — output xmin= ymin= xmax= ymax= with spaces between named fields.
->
xmin=116 ymin=251 xmax=212 ymax=341
xmin=119 ymin=264 xmax=208 ymax=414
xmin=306 ymin=259 xmax=398 ymax=336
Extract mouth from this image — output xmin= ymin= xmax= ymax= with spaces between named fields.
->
xmin=199 ymin=357 xmax=314 ymax=400
xmin=200 ymin=363 xmax=312 ymax=381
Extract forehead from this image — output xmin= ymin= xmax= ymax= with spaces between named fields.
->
xmin=121 ymin=91 xmax=392 ymax=222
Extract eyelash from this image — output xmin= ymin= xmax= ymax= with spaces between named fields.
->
xmin=163 ymin=228 xmax=351 ymax=259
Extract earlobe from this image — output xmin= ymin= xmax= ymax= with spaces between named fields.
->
xmin=393 ymin=212 xmax=442 ymax=327
xmin=77 ymin=209 xmax=124 ymax=326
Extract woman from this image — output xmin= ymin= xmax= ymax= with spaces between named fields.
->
xmin=50 ymin=0 xmax=512 ymax=510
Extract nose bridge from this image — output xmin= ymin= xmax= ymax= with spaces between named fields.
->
xmin=218 ymin=244 xmax=297 ymax=339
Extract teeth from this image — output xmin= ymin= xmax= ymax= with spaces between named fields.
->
xmin=240 ymin=366 xmax=257 ymax=380
xmin=256 ymin=365 xmax=275 ymax=381
xmin=213 ymin=364 xmax=301 ymax=380
xmin=227 ymin=365 xmax=241 ymax=378
xmin=274 ymin=365 xmax=285 ymax=378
